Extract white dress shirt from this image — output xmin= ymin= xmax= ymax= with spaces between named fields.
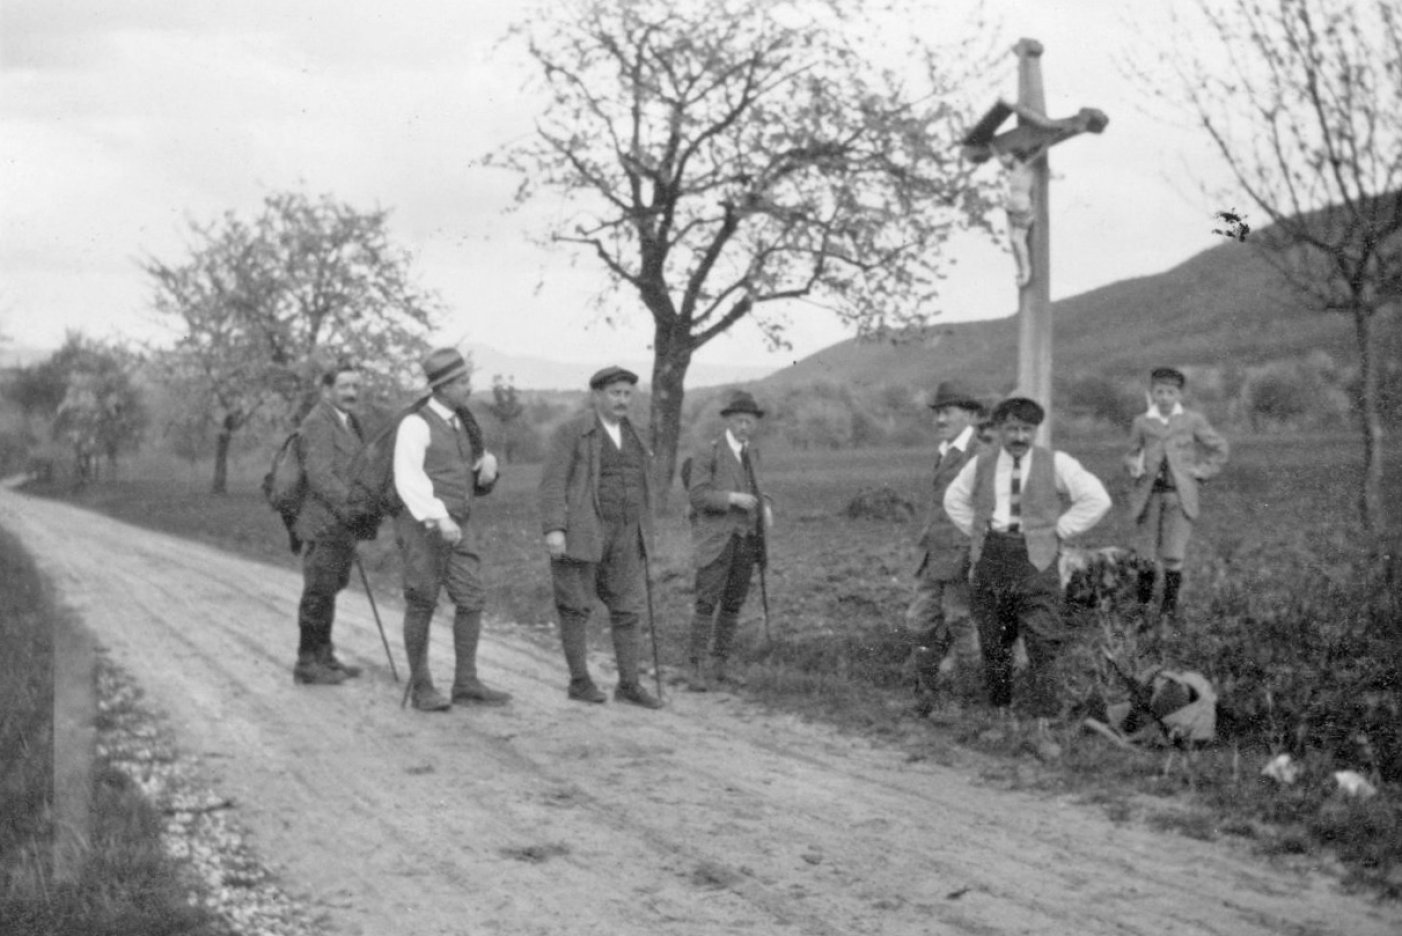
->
xmin=939 ymin=425 xmax=976 ymax=461
xmin=600 ymin=417 xmax=623 ymax=449
xmin=393 ymin=397 xmax=479 ymax=522
xmin=944 ymin=447 xmax=1111 ymax=541
xmin=1145 ymin=401 xmax=1184 ymax=425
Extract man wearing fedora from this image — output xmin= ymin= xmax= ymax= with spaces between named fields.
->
xmin=538 ymin=365 xmax=663 ymax=709
xmin=944 ymin=397 xmax=1111 ymax=716
xmin=391 ymin=347 xmax=510 ymax=712
xmin=906 ymin=381 xmax=985 ymax=714
xmin=684 ymin=390 xmax=773 ymax=691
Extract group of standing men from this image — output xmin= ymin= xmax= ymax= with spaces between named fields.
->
xmin=288 ymin=347 xmax=1226 ymax=721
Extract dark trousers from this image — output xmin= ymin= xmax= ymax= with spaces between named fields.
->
xmin=551 ymin=519 xmax=645 ymax=684
xmin=970 ymin=532 xmax=1066 ymax=713
xmin=297 ymin=535 xmax=356 ymax=656
xmin=690 ymin=533 xmax=760 ymax=662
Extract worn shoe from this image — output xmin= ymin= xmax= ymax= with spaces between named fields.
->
xmin=319 ymin=646 xmax=362 ymax=678
xmin=293 ymin=655 xmax=348 ymax=686
xmin=685 ymin=661 xmax=713 ymax=693
xmin=451 ymin=681 xmax=512 ymax=705
xmin=567 ymin=678 xmax=607 ymax=704
xmin=614 ymin=681 xmax=664 ymax=710
xmin=410 ymin=686 xmax=452 ymax=712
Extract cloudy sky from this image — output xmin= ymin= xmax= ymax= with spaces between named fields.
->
xmin=1 ymin=0 xmax=1232 ymax=373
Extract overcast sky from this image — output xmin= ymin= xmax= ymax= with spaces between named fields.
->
xmin=0 ymin=0 xmax=1232 ymax=372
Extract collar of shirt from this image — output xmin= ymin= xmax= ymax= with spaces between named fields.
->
xmin=1145 ymin=402 xmax=1184 ymax=425
xmin=997 ymin=446 xmax=1030 ymax=471
xmin=598 ymin=415 xmax=623 ymax=448
xmin=939 ymin=424 xmax=975 ymax=459
xmin=426 ymin=397 xmax=457 ymax=425
xmin=725 ymin=429 xmax=745 ymax=460
xmin=330 ymin=404 xmax=351 ymax=429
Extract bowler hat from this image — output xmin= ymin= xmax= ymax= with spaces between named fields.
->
xmin=1149 ymin=366 xmax=1186 ymax=388
xmin=927 ymin=380 xmax=984 ymax=412
xmin=990 ymin=396 xmax=1045 ymax=426
xmin=589 ymin=365 xmax=639 ymax=390
xmin=719 ymin=390 xmax=765 ymax=418
xmin=423 ymin=348 xmax=471 ymax=389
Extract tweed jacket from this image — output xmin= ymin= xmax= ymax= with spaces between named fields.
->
xmin=1124 ymin=409 xmax=1229 ymax=522
xmin=687 ymin=435 xmax=769 ymax=569
xmin=914 ymin=432 xmax=979 ymax=580
xmin=294 ymin=400 xmax=364 ymax=542
xmin=539 ymin=411 xmax=654 ymax=562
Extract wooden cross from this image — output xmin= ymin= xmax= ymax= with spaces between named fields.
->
xmin=960 ymin=39 xmax=1107 ymax=445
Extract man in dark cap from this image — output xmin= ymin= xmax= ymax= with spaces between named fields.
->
xmin=538 ymin=365 xmax=663 ymax=709
xmin=391 ymin=347 xmax=510 ymax=712
xmin=1124 ymin=366 xmax=1229 ymax=626
xmin=906 ymin=381 xmax=985 ymax=714
xmin=291 ymin=360 xmax=365 ymax=686
xmin=944 ymin=397 xmax=1111 ymax=716
xmin=684 ymin=390 xmax=773 ymax=691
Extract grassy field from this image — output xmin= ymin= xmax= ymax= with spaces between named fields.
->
xmin=20 ymin=429 xmax=1402 ymax=897
xmin=0 ymin=526 xmax=225 ymax=935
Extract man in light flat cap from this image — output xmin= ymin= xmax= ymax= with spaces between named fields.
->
xmin=538 ymin=365 xmax=663 ymax=709
xmin=906 ymin=381 xmax=985 ymax=715
xmin=684 ymin=390 xmax=773 ymax=691
xmin=944 ymin=396 xmax=1110 ymax=717
xmin=391 ymin=347 xmax=509 ymax=712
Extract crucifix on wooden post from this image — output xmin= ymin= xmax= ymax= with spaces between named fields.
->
xmin=960 ymin=39 xmax=1107 ymax=445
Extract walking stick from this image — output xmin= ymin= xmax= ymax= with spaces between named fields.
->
xmin=354 ymin=554 xmax=399 ymax=684
xmin=641 ymin=537 xmax=664 ymax=701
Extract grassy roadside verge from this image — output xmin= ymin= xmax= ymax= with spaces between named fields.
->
xmin=20 ymin=434 xmax=1402 ymax=898
xmin=0 ymin=524 xmax=225 ymax=936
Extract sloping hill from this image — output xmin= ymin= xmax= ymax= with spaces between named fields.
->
xmin=763 ymin=238 xmax=1359 ymax=396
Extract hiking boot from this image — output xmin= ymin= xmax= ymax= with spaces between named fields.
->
xmin=293 ymin=654 xmax=348 ymax=686
xmin=614 ymin=681 xmax=664 ymax=710
xmin=568 ymin=678 xmax=607 ymax=704
xmin=318 ymin=646 xmax=362 ymax=678
xmin=451 ymin=680 xmax=512 ymax=706
xmin=410 ymin=686 xmax=452 ymax=712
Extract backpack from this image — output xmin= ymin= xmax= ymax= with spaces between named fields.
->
xmin=678 ymin=439 xmax=721 ymax=521
xmin=263 ymin=430 xmax=306 ymax=553
xmin=345 ymin=397 xmax=487 ymax=537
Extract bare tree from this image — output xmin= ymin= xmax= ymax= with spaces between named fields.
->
xmin=1134 ymin=0 xmax=1402 ymax=533
xmin=144 ymin=191 xmax=440 ymax=493
xmin=491 ymin=0 xmax=997 ymax=501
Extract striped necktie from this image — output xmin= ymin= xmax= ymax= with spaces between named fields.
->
xmin=1008 ymin=455 xmax=1022 ymax=533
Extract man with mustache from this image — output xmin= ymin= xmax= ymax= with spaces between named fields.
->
xmin=539 ymin=365 xmax=663 ymax=709
xmin=944 ymin=397 xmax=1111 ymax=716
xmin=291 ymin=361 xmax=366 ymax=686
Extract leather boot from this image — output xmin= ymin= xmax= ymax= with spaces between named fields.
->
xmin=711 ymin=612 xmax=744 ymax=688
xmin=451 ymin=609 xmax=511 ymax=704
xmin=612 ymin=615 xmax=663 ymax=709
xmin=687 ymin=608 xmax=714 ymax=670
xmin=560 ymin=613 xmax=604 ymax=703
xmin=403 ymin=600 xmax=449 ymax=712
xmin=1161 ymin=570 xmax=1183 ymax=625
xmin=317 ymin=643 xmax=362 ymax=678
xmin=1136 ymin=568 xmax=1157 ymax=608
xmin=293 ymin=651 xmax=347 ymax=685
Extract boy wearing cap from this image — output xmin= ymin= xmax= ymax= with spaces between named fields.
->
xmin=1125 ymin=367 xmax=1229 ymax=624
xmin=392 ymin=348 xmax=509 ymax=712
xmin=907 ymin=381 xmax=984 ymax=714
xmin=944 ymin=397 xmax=1111 ymax=716
xmin=538 ymin=365 xmax=664 ymax=709
xmin=684 ymin=390 xmax=773 ymax=691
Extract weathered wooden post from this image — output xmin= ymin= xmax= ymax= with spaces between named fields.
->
xmin=960 ymin=40 xmax=1108 ymax=445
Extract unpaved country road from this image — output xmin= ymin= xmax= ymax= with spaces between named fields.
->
xmin=4 ymin=487 xmax=1397 ymax=936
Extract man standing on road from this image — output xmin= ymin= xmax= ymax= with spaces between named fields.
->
xmin=292 ymin=361 xmax=366 ymax=686
xmin=392 ymin=347 xmax=510 ymax=713
xmin=906 ymin=381 xmax=984 ymax=715
xmin=944 ymin=397 xmax=1111 ymax=717
xmin=684 ymin=390 xmax=773 ymax=692
xmin=538 ymin=365 xmax=663 ymax=709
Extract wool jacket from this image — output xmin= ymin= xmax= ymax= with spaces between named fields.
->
xmin=687 ymin=434 xmax=769 ymax=569
xmin=294 ymin=399 xmax=363 ymax=543
xmin=915 ymin=428 xmax=979 ymax=580
xmin=539 ymin=411 xmax=654 ymax=562
xmin=1124 ymin=409 xmax=1229 ymax=521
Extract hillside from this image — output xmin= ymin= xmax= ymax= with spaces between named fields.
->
xmin=761 ymin=237 xmax=1363 ymax=397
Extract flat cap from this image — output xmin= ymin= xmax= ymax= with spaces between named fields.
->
xmin=1149 ymin=366 xmax=1186 ymax=387
xmin=589 ymin=365 xmax=639 ymax=390
xmin=990 ymin=396 xmax=1046 ymax=426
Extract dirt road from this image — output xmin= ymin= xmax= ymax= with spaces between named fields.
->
xmin=3 ymin=486 xmax=1396 ymax=936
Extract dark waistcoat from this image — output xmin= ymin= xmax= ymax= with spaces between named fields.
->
xmin=597 ymin=425 xmax=647 ymax=524
xmin=422 ymin=408 xmax=475 ymax=518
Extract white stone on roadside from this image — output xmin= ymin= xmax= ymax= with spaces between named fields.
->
xmin=1333 ymin=770 xmax=1377 ymax=799
xmin=1260 ymin=753 xmax=1300 ymax=784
